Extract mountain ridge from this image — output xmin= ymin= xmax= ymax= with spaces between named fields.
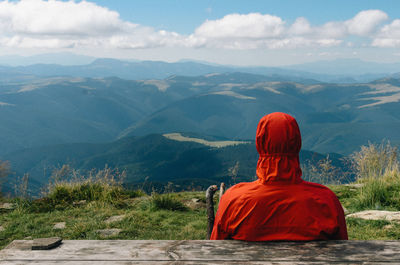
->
xmin=0 ymin=57 xmax=397 ymax=83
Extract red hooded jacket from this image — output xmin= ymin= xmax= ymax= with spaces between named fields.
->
xmin=210 ymin=112 xmax=348 ymax=241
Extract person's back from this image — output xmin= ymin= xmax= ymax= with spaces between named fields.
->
xmin=210 ymin=112 xmax=348 ymax=241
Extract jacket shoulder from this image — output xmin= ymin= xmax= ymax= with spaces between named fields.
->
xmin=301 ymin=180 xmax=340 ymax=199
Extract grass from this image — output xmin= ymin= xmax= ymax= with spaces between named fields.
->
xmin=0 ymin=166 xmax=208 ymax=249
xmin=0 ymin=184 xmax=399 ymax=249
xmin=1 ymin=141 xmax=400 ymax=249
xmin=0 ymin=192 xmax=208 ymax=249
xmin=4 ymin=182 xmax=400 ymax=249
xmin=150 ymin=192 xmax=188 ymax=211
xmin=346 ymin=218 xmax=400 ymax=240
xmin=351 ymin=141 xmax=400 ymax=211
xmin=351 ymin=141 xmax=398 ymax=180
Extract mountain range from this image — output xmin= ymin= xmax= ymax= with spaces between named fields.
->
xmin=1 ymin=56 xmax=398 ymax=83
xmin=0 ymin=57 xmax=399 ymax=194
xmin=283 ymin=58 xmax=400 ymax=76
xmin=0 ymin=69 xmax=399 ymax=156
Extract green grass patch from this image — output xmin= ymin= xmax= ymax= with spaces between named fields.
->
xmin=150 ymin=192 xmax=188 ymax=211
xmin=3 ymin=182 xmax=400 ymax=249
xmin=0 ymin=191 xmax=207 ymax=249
xmin=346 ymin=218 xmax=400 ymax=240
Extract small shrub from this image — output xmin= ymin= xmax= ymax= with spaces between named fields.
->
xmin=48 ymin=183 xmax=125 ymax=207
xmin=31 ymin=197 xmax=55 ymax=213
xmin=137 ymin=197 xmax=152 ymax=211
xmin=355 ymin=178 xmax=389 ymax=210
xmin=44 ymin=165 xmax=144 ymax=210
xmin=121 ymin=189 xmax=147 ymax=198
xmin=11 ymin=197 xmax=32 ymax=213
xmin=352 ymin=141 xmax=399 ymax=180
xmin=49 ymin=185 xmax=72 ymax=203
xmin=351 ymin=141 xmax=400 ymax=210
xmin=151 ymin=193 xmax=187 ymax=211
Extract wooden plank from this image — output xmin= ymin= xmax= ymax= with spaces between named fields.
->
xmin=0 ymin=261 xmax=362 ymax=265
xmin=1 ymin=240 xmax=400 ymax=263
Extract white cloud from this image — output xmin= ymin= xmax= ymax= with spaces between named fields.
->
xmin=0 ymin=0 xmax=124 ymax=36
xmin=345 ymin=10 xmax=388 ymax=36
xmin=372 ymin=38 xmax=400 ymax=48
xmin=288 ymin=17 xmax=312 ymax=35
xmin=187 ymin=9 xmax=397 ymax=50
xmin=317 ymin=22 xmax=347 ymax=39
xmin=372 ymin=19 xmax=400 ymax=47
xmin=0 ymin=0 xmax=182 ymax=49
xmin=288 ymin=10 xmax=387 ymax=41
xmin=194 ymin=13 xmax=285 ymax=39
xmin=381 ymin=19 xmax=400 ymax=38
xmin=189 ymin=13 xmax=348 ymax=49
xmin=0 ymin=1 xmax=397 ymax=52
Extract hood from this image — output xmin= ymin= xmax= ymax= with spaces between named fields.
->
xmin=256 ymin=112 xmax=302 ymax=184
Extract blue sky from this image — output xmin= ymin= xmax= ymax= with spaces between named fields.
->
xmin=1 ymin=0 xmax=399 ymax=66
xmin=93 ymin=0 xmax=400 ymax=33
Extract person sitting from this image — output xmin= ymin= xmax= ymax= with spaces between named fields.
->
xmin=210 ymin=112 xmax=348 ymax=241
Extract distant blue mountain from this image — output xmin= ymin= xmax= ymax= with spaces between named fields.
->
xmin=282 ymin=58 xmax=400 ymax=76
xmin=0 ymin=56 xmax=396 ymax=83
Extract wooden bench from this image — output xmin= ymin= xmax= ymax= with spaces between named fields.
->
xmin=1 ymin=239 xmax=400 ymax=264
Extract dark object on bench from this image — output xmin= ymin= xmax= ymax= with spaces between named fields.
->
xmin=206 ymin=184 xmax=218 ymax=239
xmin=32 ymin=237 xmax=62 ymax=250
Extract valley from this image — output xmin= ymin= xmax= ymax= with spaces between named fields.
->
xmin=1 ymin=133 xmax=347 ymax=196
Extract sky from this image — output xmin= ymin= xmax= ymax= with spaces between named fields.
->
xmin=0 ymin=0 xmax=399 ymax=66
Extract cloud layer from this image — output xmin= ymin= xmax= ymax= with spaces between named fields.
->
xmin=0 ymin=0 xmax=179 ymax=49
xmin=0 ymin=0 xmax=398 ymax=51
